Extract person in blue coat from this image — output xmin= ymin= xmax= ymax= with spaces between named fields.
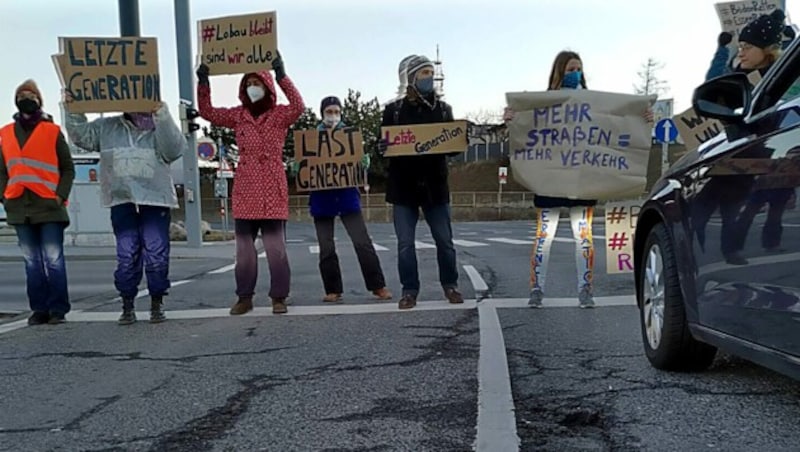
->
xmin=291 ymin=96 xmax=392 ymax=303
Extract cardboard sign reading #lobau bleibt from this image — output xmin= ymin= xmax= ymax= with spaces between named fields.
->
xmin=506 ymin=90 xmax=654 ymax=201
xmin=52 ymin=37 xmax=160 ymax=114
xmin=294 ymin=128 xmax=366 ymax=192
xmin=380 ymin=121 xmax=468 ymax=157
xmin=198 ymin=11 xmax=277 ymax=76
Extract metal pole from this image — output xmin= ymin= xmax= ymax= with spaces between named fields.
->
xmin=118 ymin=0 xmax=140 ymax=36
xmin=174 ymin=0 xmax=203 ymax=247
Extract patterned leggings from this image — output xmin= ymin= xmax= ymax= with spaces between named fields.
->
xmin=530 ymin=206 xmax=594 ymax=293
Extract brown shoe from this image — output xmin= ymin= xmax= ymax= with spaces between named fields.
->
xmin=230 ymin=296 xmax=253 ymax=315
xmin=398 ymin=294 xmax=417 ymax=310
xmin=372 ymin=287 xmax=393 ymax=300
xmin=322 ymin=293 xmax=343 ymax=303
xmin=444 ymin=288 xmax=464 ymax=304
xmin=272 ymin=297 xmax=288 ymax=314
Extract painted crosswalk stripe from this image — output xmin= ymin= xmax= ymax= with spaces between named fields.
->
xmin=453 ymin=239 xmax=489 ymax=247
xmin=309 ymin=244 xmax=389 ymax=254
xmin=415 ymin=240 xmax=437 ymax=249
xmin=487 ymin=238 xmax=531 ymax=245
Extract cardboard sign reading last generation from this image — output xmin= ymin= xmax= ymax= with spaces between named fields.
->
xmin=294 ymin=128 xmax=366 ymax=192
xmin=198 ymin=11 xmax=277 ymax=76
xmin=381 ymin=121 xmax=468 ymax=157
xmin=52 ymin=37 xmax=160 ymax=114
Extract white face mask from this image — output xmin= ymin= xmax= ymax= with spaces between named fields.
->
xmin=323 ymin=114 xmax=340 ymax=127
xmin=246 ymin=85 xmax=265 ymax=102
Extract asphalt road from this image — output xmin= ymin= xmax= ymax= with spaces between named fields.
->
xmin=1 ymin=220 xmax=798 ymax=451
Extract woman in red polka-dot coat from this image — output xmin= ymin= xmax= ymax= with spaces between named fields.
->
xmin=196 ymin=54 xmax=305 ymax=315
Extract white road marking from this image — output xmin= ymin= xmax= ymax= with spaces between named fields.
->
xmin=208 ymin=252 xmax=265 ymax=274
xmin=488 ymin=295 xmax=636 ymax=308
xmin=464 ymin=265 xmax=489 ymax=293
xmin=453 ymin=239 xmax=490 ymax=247
xmin=309 ymin=244 xmax=390 ymax=254
xmin=415 ymin=240 xmax=437 ymax=249
xmin=487 ymin=238 xmax=531 ymax=245
xmin=0 ymin=319 xmax=28 ymax=335
xmin=528 ymin=235 xmax=607 ymax=243
xmin=475 ymin=302 xmax=520 ymax=451
xmin=0 ymin=296 xmax=638 ymax=335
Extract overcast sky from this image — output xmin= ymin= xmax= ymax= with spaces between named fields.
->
xmin=1 ymin=0 xmax=797 ymax=127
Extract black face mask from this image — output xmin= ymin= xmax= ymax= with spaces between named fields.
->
xmin=16 ymin=98 xmax=39 ymax=115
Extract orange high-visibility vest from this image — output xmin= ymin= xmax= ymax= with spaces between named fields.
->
xmin=0 ymin=122 xmax=61 ymax=201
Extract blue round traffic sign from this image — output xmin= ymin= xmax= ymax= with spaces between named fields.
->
xmin=197 ymin=141 xmax=217 ymax=161
xmin=655 ymin=118 xmax=678 ymax=143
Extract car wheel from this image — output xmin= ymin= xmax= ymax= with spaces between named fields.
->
xmin=640 ymin=223 xmax=717 ymax=371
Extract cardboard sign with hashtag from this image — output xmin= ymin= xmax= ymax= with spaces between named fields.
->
xmin=198 ymin=11 xmax=277 ymax=76
xmin=604 ymin=200 xmax=642 ymax=274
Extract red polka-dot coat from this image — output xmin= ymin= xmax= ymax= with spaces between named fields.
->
xmin=197 ymin=71 xmax=304 ymax=220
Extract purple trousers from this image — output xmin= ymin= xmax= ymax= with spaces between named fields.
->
xmin=110 ymin=203 xmax=171 ymax=299
xmin=235 ymin=219 xmax=290 ymax=298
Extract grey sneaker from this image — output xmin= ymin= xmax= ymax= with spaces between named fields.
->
xmin=579 ymin=286 xmax=595 ymax=309
xmin=528 ymin=289 xmax=543 ymax=308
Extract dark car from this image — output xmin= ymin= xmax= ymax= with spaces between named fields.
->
xmin=633 ymin=40 xmax=800 ymax=380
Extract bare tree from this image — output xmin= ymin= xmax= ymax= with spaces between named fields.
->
xmin=634 ymin=58 xmax=669 ymax=96
xmin=464 ymin=108 xmax=503 ymax=125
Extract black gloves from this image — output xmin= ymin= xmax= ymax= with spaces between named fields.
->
xmin=196 ymin=64 xmax=210 ymax=85
xmin=272 ymin=51 xmax=286 ymax=81
xmin=718 ymin=32 xmax=733 ymax=47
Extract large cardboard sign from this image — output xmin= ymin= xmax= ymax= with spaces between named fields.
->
xmin=380 ymin=121 xmax=468 ymax=157
xmin=673 ymin=107 xmax=725 ymax=153
xmin=294 ymin=128 xmax=365 ymax=192
xmin=715 ymin=1 xmax=783 ymax=44
xmin=604 ymin=200 xmax=642 ymax=274
xmin=505 ymin=90 xmax=654 ymax=201
xmin=198 ymin=11 xmax=277 ymax=76
xmin=53 ymin=37 xmax=160 ymax=114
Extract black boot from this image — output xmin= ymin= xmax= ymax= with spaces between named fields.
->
xmin=118 ymin=298 xmax=136 ymax=325
xmin=150 ymin=296 xmax=165 ymax=324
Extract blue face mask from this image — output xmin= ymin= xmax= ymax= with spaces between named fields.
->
xmin=415 ymin=77 xmax=435 ymax=94
xmin=562 ymin=71 xmax=582 ymax=89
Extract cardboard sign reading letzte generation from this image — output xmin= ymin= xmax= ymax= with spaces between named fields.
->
xmin=294 ymin=128 xmax=365 ymax=192
xmin=380 ymin=121 xmax=468 ymax=157
xmin=198 ymin=11 xmax=277 ymax=76
xmin=52 ymin=37 xmax=160 ymax=114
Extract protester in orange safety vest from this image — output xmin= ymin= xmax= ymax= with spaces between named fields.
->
xmin=0 ymin=79 xmax=75 ymax=325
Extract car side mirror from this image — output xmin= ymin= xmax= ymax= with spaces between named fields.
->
xmin=692 ymin=72 xmax=752 ymax=124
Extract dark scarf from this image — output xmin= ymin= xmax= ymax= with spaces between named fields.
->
xmin=15 ymin=110 xmax=44 ymax=131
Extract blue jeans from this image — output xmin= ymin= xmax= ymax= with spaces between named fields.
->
xmin=15 ymin=222 xmax=70 ymax=315
xmin=111 ymin=204 xmax=171 ymax=299
xmin=393 ymin=203 xmax=458 ymax=297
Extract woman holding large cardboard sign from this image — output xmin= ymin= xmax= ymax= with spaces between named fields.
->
xmin=290 ymin=96 xmax=392 ymax=303
xmin=196 ymin=52 xmax=304 ymax=316
xmin=504 ymin=51 xmax=653 ymax=309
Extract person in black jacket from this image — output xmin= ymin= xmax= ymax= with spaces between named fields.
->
xmin=378 ymin=55 xmax=463 ymax=310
